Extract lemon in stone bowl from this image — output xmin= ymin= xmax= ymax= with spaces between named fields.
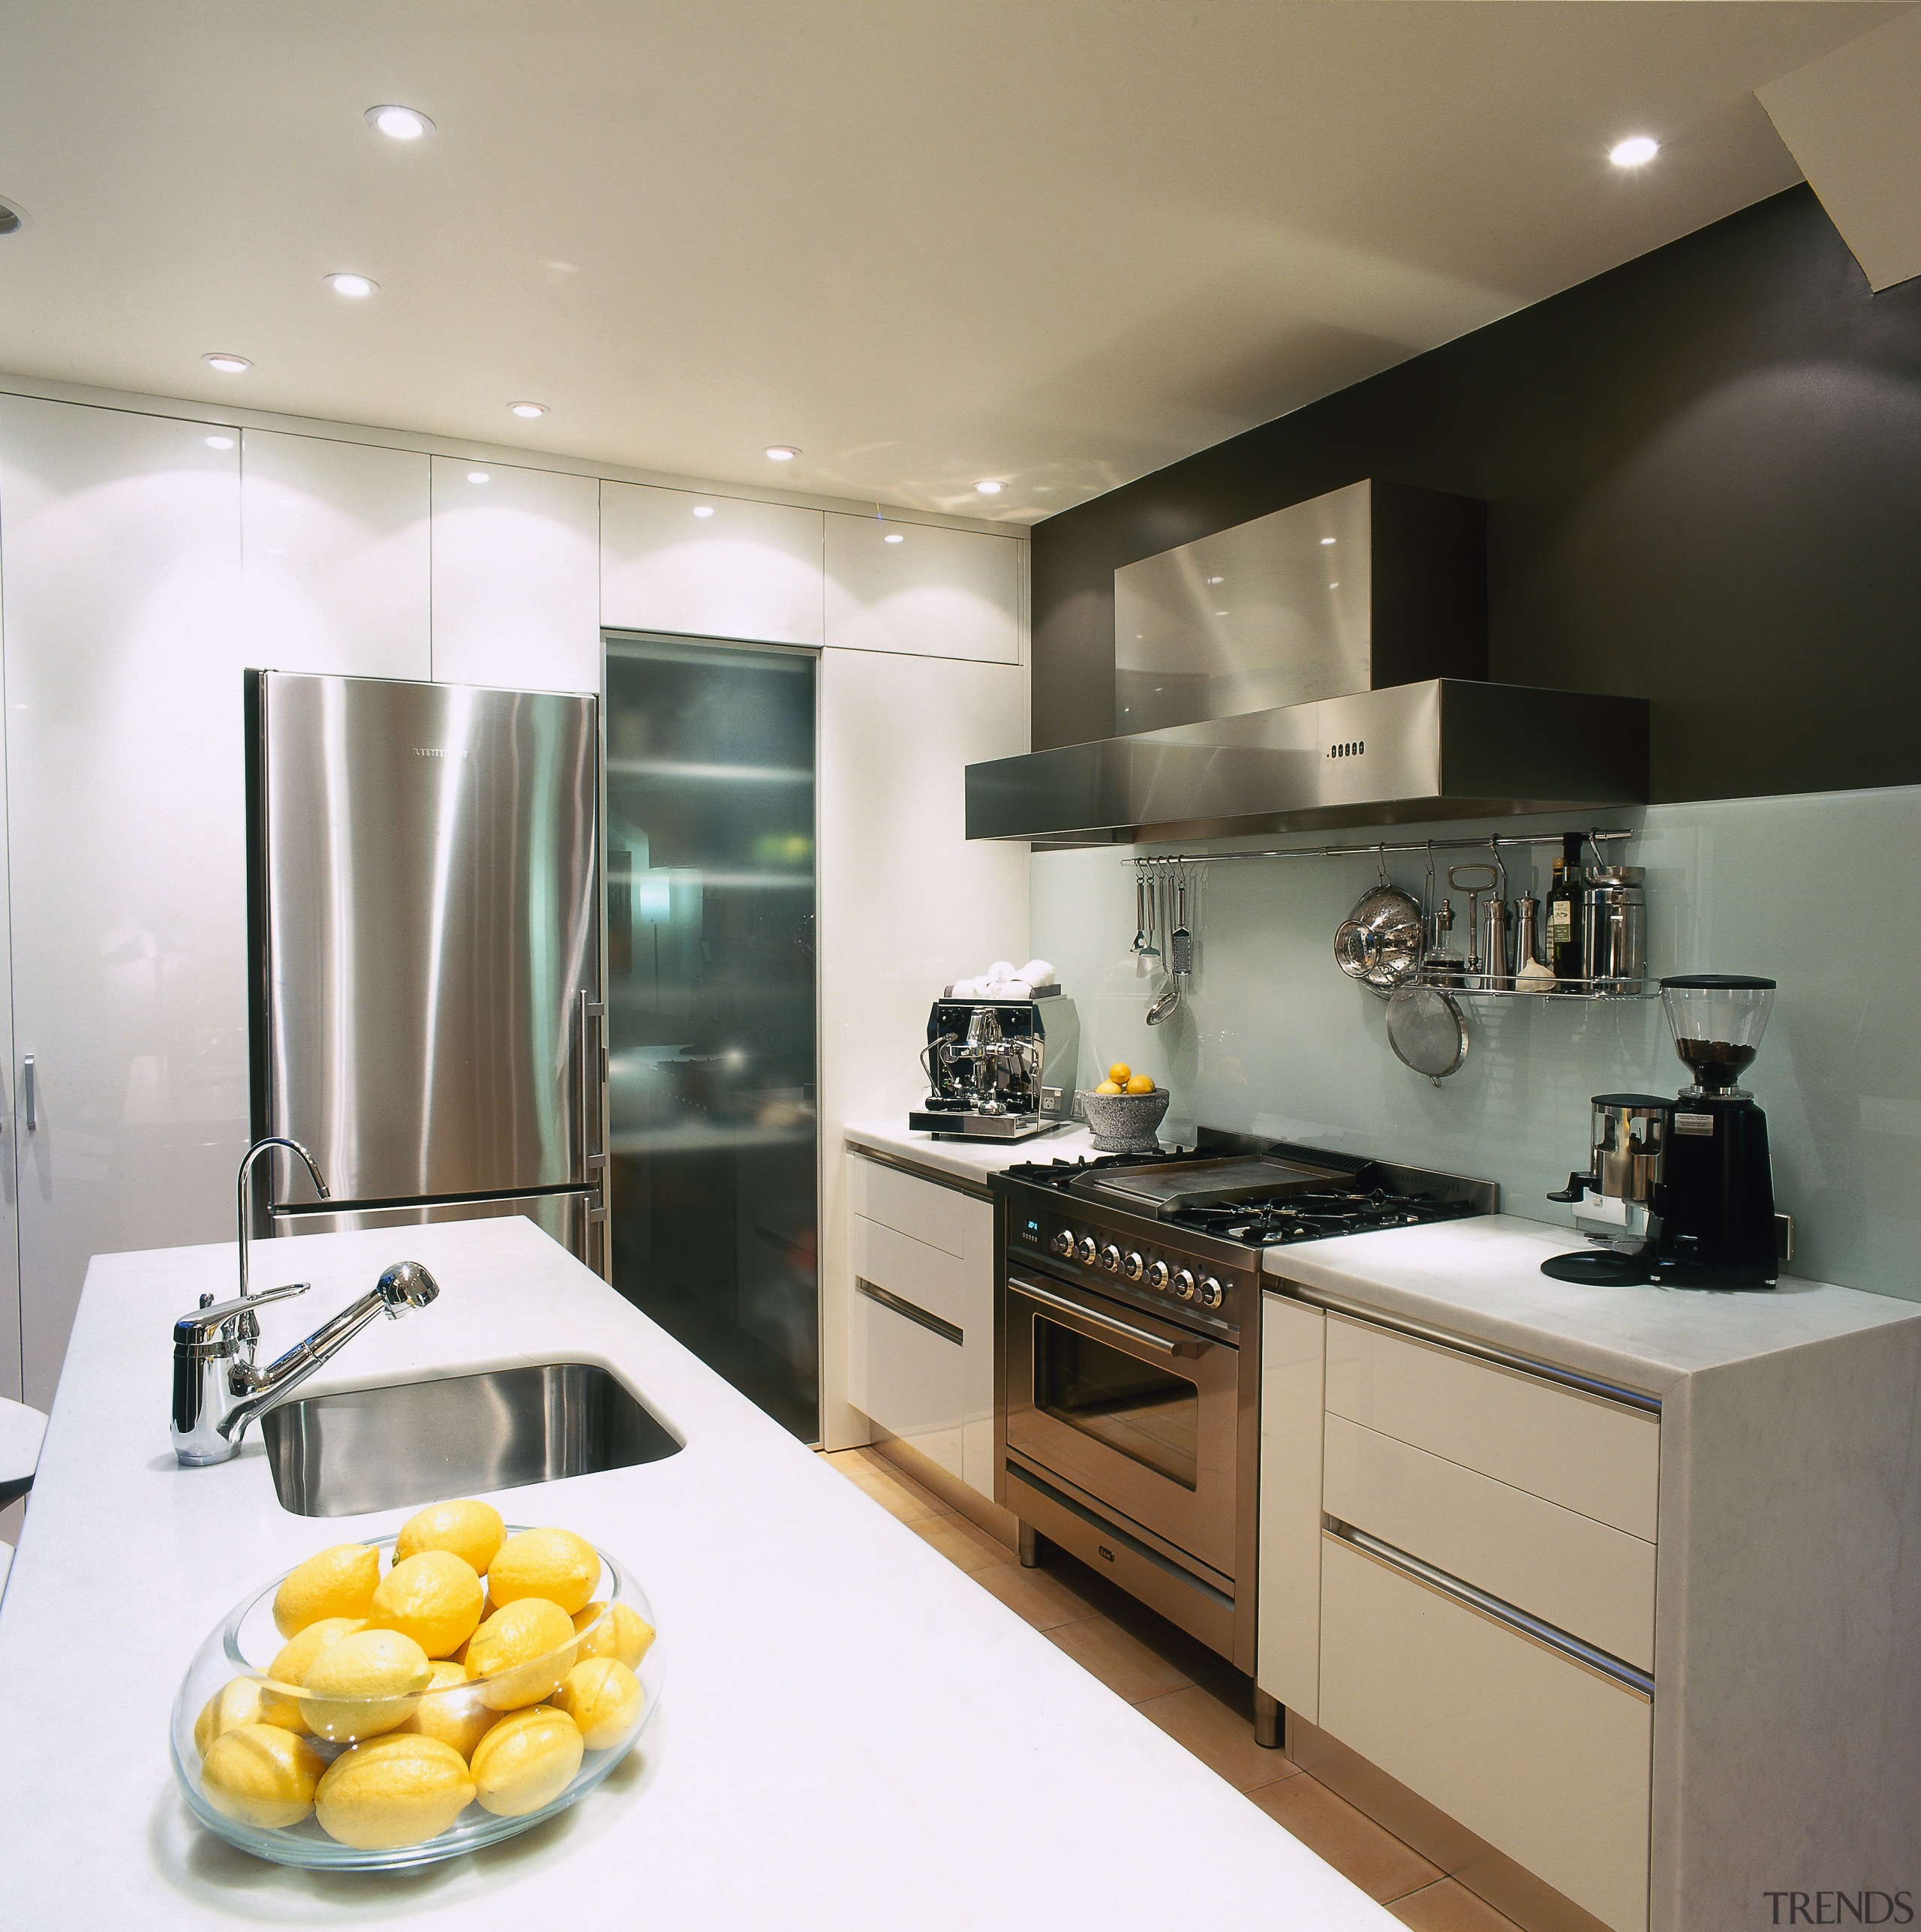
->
xmin=170 ymin=1516 xmax=662 ymax=1868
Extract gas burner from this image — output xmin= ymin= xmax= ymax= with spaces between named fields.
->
xmin=1168 ymin=1187 xmax=1480 ymax=1248
xmin=998 ymin=1149 xmax=1192 ymax=1189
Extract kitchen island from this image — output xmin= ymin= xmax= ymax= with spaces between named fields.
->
xmin=0 ymin=1215 xmax=1392 ymax=1930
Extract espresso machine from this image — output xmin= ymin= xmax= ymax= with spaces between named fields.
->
xmin=908 ymin=990 xmax=1080 ymax=1141
xmin=1543 ymin=973 xmax=1783 ymax=1289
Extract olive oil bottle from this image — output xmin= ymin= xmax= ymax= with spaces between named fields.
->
xmin=1545 ymin=832 xmax=1586 ymax=982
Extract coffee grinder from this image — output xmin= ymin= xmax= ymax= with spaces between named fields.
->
xmin=1650 ymin=974 xmax=1780 ymax=1289
xmin=1540 ymin=1094 xmax=1673 ymax=1285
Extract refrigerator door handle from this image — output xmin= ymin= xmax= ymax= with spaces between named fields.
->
xmin=577 ymin=990 xmax=609 ymax=1279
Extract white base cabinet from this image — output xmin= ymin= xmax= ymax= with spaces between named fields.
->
xmin=846 ymin=1152 xmax=994 ymax=1497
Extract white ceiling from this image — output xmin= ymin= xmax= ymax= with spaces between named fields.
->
xmin=0 ymin=2 xmax=1903 ymax=524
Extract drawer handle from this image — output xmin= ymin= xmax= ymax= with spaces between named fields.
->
xmin=855 ymin=1278 xmax=963 ymax=1347
xmin=1009 ymin=1275 xmax=1201 ymax=1357
xmin=1326 ymin=1522 xmax=1655 ymax=1699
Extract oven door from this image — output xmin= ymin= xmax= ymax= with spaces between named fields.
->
xmin=1006 ymin=1270 xmax=1240 ymax=1578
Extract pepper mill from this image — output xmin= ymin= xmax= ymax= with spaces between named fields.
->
xmin=1514 ymin=891 xmax=1541 ymax=972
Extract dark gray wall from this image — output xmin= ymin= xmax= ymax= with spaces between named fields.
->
xmin=1030 ymin=187 xmax=1921 ymax=804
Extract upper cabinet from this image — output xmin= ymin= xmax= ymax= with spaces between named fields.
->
xmin=600 ymin=482 xmax=823 ymax=647
xmin=825 ymin=515 xmax=1021 ymax=665
xmin=431 ymin=459 xmax=600 ymax=693
xmin=240 ymin=431 xmax=431 ymax=678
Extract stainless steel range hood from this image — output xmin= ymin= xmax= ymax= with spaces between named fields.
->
xmin=965 ymin=678 xmax=1650 ymax=844
xmin=969 ymin=480 xmax=1649 ymax=844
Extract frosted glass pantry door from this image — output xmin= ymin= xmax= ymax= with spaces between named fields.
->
xmin=0 ymin=397 xmax=247 ymax=1407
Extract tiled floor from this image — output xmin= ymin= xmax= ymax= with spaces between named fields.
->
xmin=825 ymin=1445 xmax=1522 ymax=1929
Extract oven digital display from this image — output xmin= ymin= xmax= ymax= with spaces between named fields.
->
xmin=1018 ymin=1213 xmax=1043 ymax=1246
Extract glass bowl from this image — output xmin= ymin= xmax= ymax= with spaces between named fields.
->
xmin=169 ymin=1528 xmax=662 ymax=1868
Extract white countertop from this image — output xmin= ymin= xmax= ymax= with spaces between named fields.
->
xmin=846 ymin=1116 xmax=1114 ymax=1185
xmin=1262 ymin=1212 xmax=1921 ymax=1394
xmin=0 ymin=1216 xmax=1390 ymax=1930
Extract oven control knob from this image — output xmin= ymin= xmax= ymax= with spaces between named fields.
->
xmin=1121 ymin=1251 xmax=1144 ymax=1282
xmin=1076 ymin=1235 xmax=1099 ymax=1266
xmin=1171 ymin=1268 xmax=1196 ymax=1302
xmin=1196 ymin=1276 xmax=1224 ymax=1309
xmin=1051 ymin=1230 xmax=1075 ymax=1258
xmin=1099 ymin=1243 xmax=1121 ymax=1274
xmin=1144 ymin=1259 xmax=1169 ymax=1292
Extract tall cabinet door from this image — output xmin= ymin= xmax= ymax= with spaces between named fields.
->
xmin=0 ymin=398 xmax=245 ymax=1407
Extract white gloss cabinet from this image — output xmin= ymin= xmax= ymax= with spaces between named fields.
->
xmin=239 ymin=431 xmax=431 ymax=677
xmin=600 ymin=482 xmax=823 ymax=647
xmin=846 ymin=1151 xmax=996 ymax=1496
xmin=824 ymin=514 xmax=1021 ymax=664
xmin=431 ymin=458 xmax=600 ymax=691
xmin=0 ymin=398 xmax=248 ymax=1408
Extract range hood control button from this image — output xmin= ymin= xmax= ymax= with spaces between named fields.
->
xmin=1098 ymin=1243 xmax=1121 ymax=1275
xmin=1171 ymin=1268 xmax=1196 ymax=1302
xmin=1195 ymin=1276 xmax=1224 ymax=1309
xmin=1121 ymin=1251 xmax=1144 ymax=1281
xmin=1075 ymin=1236 xmax=1098 ymax=1266
xmin=1051 ymin=1230 xmax=1075 ymax=1258
xmin=1144 ymin=1260 xmax=1169 ymax=1292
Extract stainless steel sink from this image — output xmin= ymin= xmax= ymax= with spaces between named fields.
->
xmin=260 ymin=1362 xmax=683 ymax=1518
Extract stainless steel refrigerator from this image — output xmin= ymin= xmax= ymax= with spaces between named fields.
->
xmin=246 ymin=672 xmax=607 ymax=1269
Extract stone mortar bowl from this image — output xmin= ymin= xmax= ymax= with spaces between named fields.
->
xmin=1078 ymin=1087 xmax=1171 ymax=1153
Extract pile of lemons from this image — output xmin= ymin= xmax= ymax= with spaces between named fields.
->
xmin=1094 ymin=1061 xmax=1156 ymax=1096
xmin=191 ymin=1499 xmax=653 ymax=1852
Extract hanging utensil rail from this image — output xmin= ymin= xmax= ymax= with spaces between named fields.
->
xmin=1126 ymin=827 xmax=1634 ymax=869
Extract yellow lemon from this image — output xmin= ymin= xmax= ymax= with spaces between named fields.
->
xmin=264 ymin=1616 xmax=367 ymax=1733
xmin=470 ymin=1705 xmax=584 ymax=1816
xmin=200 ymin=1723 xmax=327 ymax=1830
xmin=464 ymin=1597 xmax=577 ymax=1710
xmin=1094 ymin=1080 xmax=1122 ymax=1095
xmin=394 ymin=1498 xmax=506 ymax=1576
xmin=1125 ymin=1072 xmax=1155 ymax=1095
xmin=272 ymin=1543 xmax=380 ymax=1638
xmin=300 ymin=1628 xmax=432 ymax=1741
xmin=368 ymin=1549 xmax=484 ymax=1660
xmin=1107 ymin=1062 xmax=1131 ymax=1084
xmin=486 ymin=1528 xmax=600 ymax=1616
xmin=571 ymin=1600 xmax=655 ymax=1670
xmin=403 ymin=1660 xmax=499 ymax=1759
xmin=314 ymin=1734 xmax=476 ymax=1850
xmin=194 ymin=1675 xmax=302 ymax=1755
xmin=552 ymin=1657 xmax=643 ymax=1750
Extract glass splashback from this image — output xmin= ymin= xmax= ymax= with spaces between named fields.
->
xmin=604 ymin=633 xmax=819 ymax=1440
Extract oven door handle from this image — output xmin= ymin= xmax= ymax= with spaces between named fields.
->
xmin=1009 ymin=1275 xmax=1201 ymax=1358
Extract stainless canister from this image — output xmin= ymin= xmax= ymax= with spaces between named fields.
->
xmin=1582 ymin=866 xmax=1647 ymax=993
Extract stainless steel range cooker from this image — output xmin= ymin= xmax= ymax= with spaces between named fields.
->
xmin=991 ymin=1131 xmax=1496 ymax=1678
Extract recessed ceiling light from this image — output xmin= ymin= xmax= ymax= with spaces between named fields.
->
xmin=1214 ymin=609 xmax=1228 ymax=617
xmin=325 ymin=272 xmax=378 ymax=299
xmin=1329 ymin=581 xmax=1340 ymax=590
xmin=507 ymin=401 xmax=548 ymax=419
xmin=884 ymin=532 xmax=904 ymax=544
xmin=204 ymin=435 xmax=235 ymax=450
xmin=0 ymin=197 xmax=26 ymax=236
xmin=765 ymin=445 xmax=800 ymax=461
xmin=203 ymin=353 xmax=251 ymax=374
xmin=467 ymin=470 xmax=489 ymax=483
xmin=1207 ymin=575 xmax=1224 ymax=584
xmin=973 ymin=479 xmax=1004 ymax=495
xmin=366 ymin=104 xmax=433 ymax=142
xmin=692 ymin=504 xmax=714 ymax=518
xmin=1610 ymin=135 xmax=1659 ymax=169
xmin=1320 ymin=537 xmax=1336 ymax=546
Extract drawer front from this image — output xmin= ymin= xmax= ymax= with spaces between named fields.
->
xmin=850 ymin=1285 xmax=964 ymax=1479
xmin=1320 ymin=1534 xmax=1651 ymax=1932
xmin=1324 ymin=1315 xmax=1660 ymax=1540
xmin=849 ymin=1152 xmax=974 ymax=1258
xmin=1323 ymin=1412 xmax=1656 ymax=1672
xmin=850 ymin=1213 xmax=987 ymax=1335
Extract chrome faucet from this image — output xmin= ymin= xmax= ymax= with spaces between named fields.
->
xmin=238 ymin=1135 xmax=329 ymax=1301
xmin=170 ymin=1260 xmax=440 ymax=1466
